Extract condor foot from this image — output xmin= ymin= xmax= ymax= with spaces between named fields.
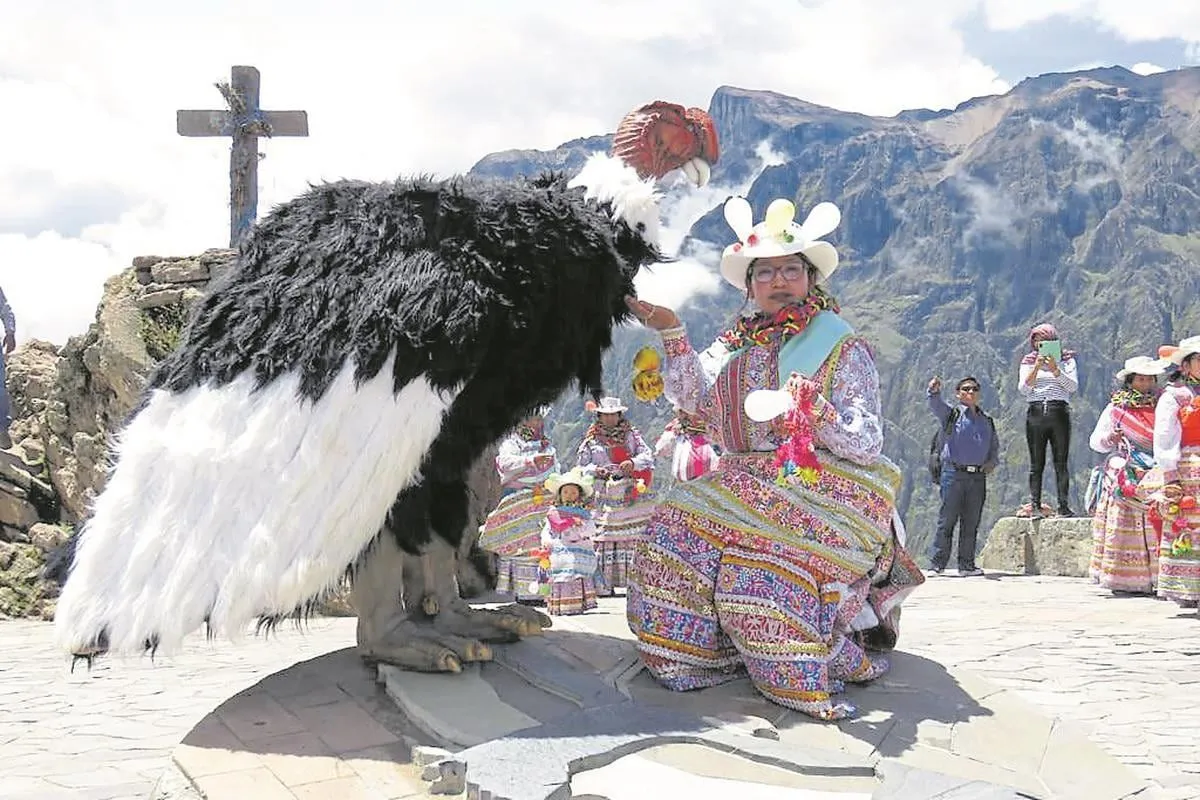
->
xmin=429 ymin=597 xmax=553 ymax=642
xmin=358 ymin=619 xmax=494 ymax=674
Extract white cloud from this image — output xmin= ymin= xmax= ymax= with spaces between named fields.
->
xmin=1131 ymin=61 xmax=1168 ymax=75
xmin=956 ymin=175 xmax=1021 ymax=245
xmin=980 ymin=0 xmax=1200 ymax=41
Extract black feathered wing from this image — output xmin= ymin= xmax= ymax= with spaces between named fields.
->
xmin=53 ymin=244 xmax=504 ymax=657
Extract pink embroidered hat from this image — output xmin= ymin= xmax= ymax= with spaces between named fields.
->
xmin=718 ymin=197 xmax=841 ymax=289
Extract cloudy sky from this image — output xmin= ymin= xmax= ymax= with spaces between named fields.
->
xmin=2 ymin=0 xmax=1199 ymax=345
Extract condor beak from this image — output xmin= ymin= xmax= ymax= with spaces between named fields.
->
xmin=679 ymin=157 xmax=712 ymax=188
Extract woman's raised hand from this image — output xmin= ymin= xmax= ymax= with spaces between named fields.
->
xmin=625 ymin=296 xmax=681 ymax=331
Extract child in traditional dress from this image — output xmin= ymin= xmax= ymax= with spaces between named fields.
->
xmin=538 ymin=468 xmax=602 ymax=615
xmin=655 ymin=406 xmax=720 ymax=481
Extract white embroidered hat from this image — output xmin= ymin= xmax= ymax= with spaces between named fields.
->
xmin=544 ymin=467 xmax=595 ymax=499
xmin=1166 ymin=335 xmax=1200 ymax=365
xmin=593 ymin=396 xmax=628 ymax=414
xmin=718 ymin=197 xmax=841 ymax=289
xmin=1115 ymin=356 xmax=1170 ymax=380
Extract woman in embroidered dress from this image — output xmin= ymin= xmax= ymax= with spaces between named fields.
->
xmin=655 ymin=406 xmax=720 ymax=482
xmin=624 ymin=196 xmax=924 ymax=721
xmin=1088 ymin=356 xmax=1167 ymax=594
xmin=1018 ymin=323 xmax=1079 ymax=517
xmin=576 ymin=397 xmax=656 ymax=592
xmin=537 ymin=468 xmax=602 ymax=615
xmin=478 ymin=408 xmax=560 ymax=601
xmin=1142 ymin=337 xmax=1200 ymax=609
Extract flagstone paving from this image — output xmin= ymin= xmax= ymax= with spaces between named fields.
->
xmin=0 ymin=575 xmax=1195 ymax=799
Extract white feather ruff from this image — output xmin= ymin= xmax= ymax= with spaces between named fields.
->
xmin=568 ymin=153 xmax=662 ymax=244
xmin=53 ymin=355 xmax=460 ymax=656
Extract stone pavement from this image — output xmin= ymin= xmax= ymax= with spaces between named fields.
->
xmin=0 ymin=617 xmax=357 ymax=800
xmin=905 ymin=574 xmax=1200 ymax=800
xmin=0 ymin=575 xmax=1196 ymax=799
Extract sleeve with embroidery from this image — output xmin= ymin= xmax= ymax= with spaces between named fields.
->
xmin=1088 ymin=404 xmax=1117 ymax=453
xmin=809 ymin=338 xmax=884 ymax=465
xmin=628 ymin=429 xmax=654 ymax=470
xmin=659 ymin=326 xmax=731 ymax=410
xmin=496 ymin=436 xmax=536 ymax=483
xmin=1154 ymin=390 xmax=1184 ymax=477
xmin=654 ymin=428 xmax=678 ymax=459
xmin=576 ymin=438 xmax=603 ymax=477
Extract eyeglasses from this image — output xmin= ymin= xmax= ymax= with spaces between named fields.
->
xmin=958 ymin=386 xmax=980 ymax=393
xmin=751 ymin=263 xmax=807 ymax=284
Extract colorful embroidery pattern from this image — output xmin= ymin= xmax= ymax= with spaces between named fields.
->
xmin=718 ymin=288 xmax=840 ymax=351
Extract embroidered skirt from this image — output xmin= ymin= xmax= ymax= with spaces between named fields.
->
xmin=545 ymin=542 xmax=600 ymax=616
xmin=592 ymin=477 xmax=656 ymax=591
xmin=627 ymin=450 xmax=924 ymax=720
xmin=1090 ymin=458 xmax=1160 ymax=593
xmin=1142 ymin=449 xmax=1200 ymax=604
xmin=480 ymin=488 xmax=552 ymax=601
xmin=494 ymin=555 xmax=546 ymax=602
xmin=478 ymin=488 xmax=551 ymax=557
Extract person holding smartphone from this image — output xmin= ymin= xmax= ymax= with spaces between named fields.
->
xmin=1019 ymin=322 xmax=1079 ymax=518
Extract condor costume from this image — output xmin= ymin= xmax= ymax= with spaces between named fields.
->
xmin=54 ymin=101 xmax=718 ymax=673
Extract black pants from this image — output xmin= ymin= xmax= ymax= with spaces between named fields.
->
xmin=1026 ymin=401 xmax=1071 ymax=511
xmin=929 ymin=467 xmax=987 ymax=570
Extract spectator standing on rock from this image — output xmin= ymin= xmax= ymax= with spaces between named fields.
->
xmin=1018 ymin=323 xmax=1078 ymax=518
xmin=0 ymin=286 xmax=16 ymax=449
xmin=926 ymin=375 xmax=999 ymax=577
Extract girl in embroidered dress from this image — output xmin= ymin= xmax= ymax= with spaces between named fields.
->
xmin=624 ymin=196 xmax=924 ymax=721
xmin=536 ymin=468 xmax=602 ymax=615
xmin=576 ymin=397 xmax=656 ymax=592
xmin=478 ymin=408 xmax=560 ymax=601
xmin=655 ymin=406 xmax=721 ymax=482
xmin=1088 ymin=357 xmax=1167 ymax=594
xmin=1142 ymin=338 xmax=1200 ymax=609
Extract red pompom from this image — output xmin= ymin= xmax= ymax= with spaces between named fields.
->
xmin=747 ymin=234 xmax=759 ymax=246
xmin=584 ymin=399 xmax=598 ymax=413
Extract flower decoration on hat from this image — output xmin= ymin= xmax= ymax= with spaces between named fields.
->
xmin=631 ymin=346 xmax=665 ymax=402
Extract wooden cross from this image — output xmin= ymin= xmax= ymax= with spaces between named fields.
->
xmin=177 ymin=65 xmax=309 ymax=247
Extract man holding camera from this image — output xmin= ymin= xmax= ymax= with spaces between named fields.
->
xmin=926 ymin=375 xmax=999 ymax=577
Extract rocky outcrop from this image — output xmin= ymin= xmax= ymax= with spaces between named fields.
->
xmin=0 ymin=249 xmax=236 ymax=617
xmin=978 ymin=516 xmax=1094 ymax=577
xmin=0 ymin=523 xmax=70 ymax=619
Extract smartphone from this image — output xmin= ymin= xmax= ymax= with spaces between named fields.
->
xmin=1037 ymin=339 xmax=1062 ymax=361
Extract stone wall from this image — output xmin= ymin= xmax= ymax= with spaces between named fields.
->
xmin=978 ymin=516 xmax=1093 ymax=577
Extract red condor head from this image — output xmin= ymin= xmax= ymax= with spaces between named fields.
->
xmin=611 ymin=100 xmax=719 ymax=186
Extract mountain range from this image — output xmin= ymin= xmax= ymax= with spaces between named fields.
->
xmin=469 ymin=66 xmax=1200 ymax=558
